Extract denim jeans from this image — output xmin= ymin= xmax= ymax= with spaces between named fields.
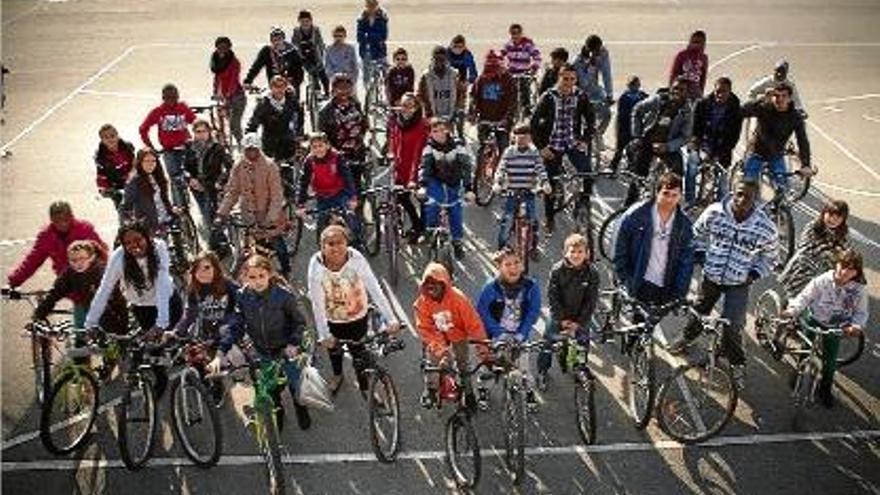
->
xmin=497 ymin=192 xmax=538 ymax=250
xmin=162 ymin=149 xmax=188 ymax=206
xmin=537 ymin=320 xmax=589 ymax=374
xmin=315 ymin=193 xmax=361 ymax=246
xmin=543 ymin=146 xmax=592 ymax=222
xmin=685 ymin=150 xmax=728 ymax=205
xmin=744 ymin=153 xmax=787 ymax=194
xmin=684 ymin=278 xmax=751 ymax=366
xmin=424 ymin=180 xmax=464 ymax=241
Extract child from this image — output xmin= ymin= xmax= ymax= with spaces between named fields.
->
xmin=609 ymin=75 xmax=648 ymax=171
xmin=386 ymin=47 xmax=415 ymax=106
xmin=536 ymin=234 xmax=599 ymax=388
xmin=210 ymin=36 xmax=246 ymax=147
xmin=184 ymin=119 xmax=234 ymax=225
xmin=138 ymin=83 xmax=196 ymax=203
xmin=500 ymin=23 xmax=541 ymax=114
xmin=94 ymin=124 xmax=135 ymax=211
xmin=291 ymin=10 xmax=330 ymax=95
xmin=781 ymin=249 xmax=868 ymax=408
xmin=492 ymin=123 xmax=550 ymax=254
xmin=476 ymin=248 xmax=542 ymax=409
xmin=413 ymin=262 xmax=487 ymax=409
xmin=211 ymin=255 xmax=312 ymax=430
xmin=295 ymin=132 xmax=360 ymax=241
xmin=416 ymin=118 xmax=474 ymax=259
xmin=447 ymin=35 xmax=478 ymax=85
xmin=324 ymin=25 xmax=359 ymax=83
xmin=538 ymin=47 xmax=569 ymax=95
xmin=388 ymin=93 xmax=428 ymax=243
xmin=173 ymin=251 xmax=239 ymax=341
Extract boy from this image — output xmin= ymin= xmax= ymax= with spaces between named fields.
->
xmin=492 ymin=124 xmax=550 ymax=254
xmin=537 ymin=233 xmax=599 ymax=388
xmin=416 ymin=118 xmax=474 ymax=259
xmin=138 ymin=83 xmax=196 ymax=205
xmin=291 ymin=10 xmax=330 ymax=95
xmin=500 ymin=23 xmax=541 ymax=115
xmin=448 ymin=35 xmax=478 ymax=85
xmin=324 ymin=26 xmax=359 ymax=83
xmin=538 ymin=47 xmax=569 ymax=95
xmin=295 ymin=133 xmax=360 ymax=241
xmin=386 ymin=47 xmax=415 ymax=106
xmin=476 ymin=248 xmax=542 ymax=409
xmin=413 ymin=262 xmax=488 ymax=409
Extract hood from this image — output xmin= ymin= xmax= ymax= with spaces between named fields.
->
xmin=420 ymin=262 xmax=452 ymax=289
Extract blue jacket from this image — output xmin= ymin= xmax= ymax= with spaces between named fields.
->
xmin=356 ymin=9 xmax=389 ymax=60
xmin=615 ymin=88 xmax=648 ymax=138
xmin=477 ymin=277 xmax=541 ymax=341
xmin=572 ymin=47 xmax=613 ymax=100
xmin=448 ymin=49 xmax=478 ymax=84
xmin=613 ymin=200 xmax=695 ymax=299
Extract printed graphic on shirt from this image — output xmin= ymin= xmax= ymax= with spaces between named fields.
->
xmin=160 ymin=114 xmax=188 ymax=132
xmin=681 ymin=58 xmax=705 ymax=86
xmin=479 ymin=82 xmax=503 ymax=102
xmin=431 ymin=309 xmax=454 ymax=333
xmin=500 ymin=293 xmax=524 ymax=333
xmin=333 ymin=105 xmax=365 ymax=151
xmin=321 ymin=267 xmax=368 ymax=321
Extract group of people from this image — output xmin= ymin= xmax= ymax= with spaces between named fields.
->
xmin=5 ymin=1 xmax=870 ymax=443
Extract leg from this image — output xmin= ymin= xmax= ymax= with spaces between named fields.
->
xmin=272 ymin=235 xmax=291 ymax=274
xmin=397 ymin=190 xmax=423 ymax=234
xmin=681 ymin=278 xmax=723 ymax=342
xmin=684 ymin=151 xmax=700 ymax=204
xmin=228 ymin=91 xmax=247 ymax=146
xmin=537 ymin=320 xmax=561 ymax=375
xmin=497 ymin=195 xmax=516 ymax=249
xmin=743 ymin=154 xmax=764 ymax=183
xmin=542 ymin=152 xmax=563 ymax=228
xmin=718 ymin=284 xmax=750 ymax=367
xmin=447 ymin=187 xmax=464 ymax=242
xmin=525 ymin=194 xmax=539 ymax=248
xmin=423 ymin=180 xmax=442 ymax=230
xmin=769 ymin=155 xmax=788 ymax=197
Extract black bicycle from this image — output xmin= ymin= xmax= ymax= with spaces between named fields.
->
xmin=363 ymin=184 xmax=409 ymax=286
xmin=472 ymin=121 xmax=506 ymax=207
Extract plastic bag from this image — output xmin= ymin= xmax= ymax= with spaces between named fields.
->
xmin=297 ymin=365 xmax=334 ymax=412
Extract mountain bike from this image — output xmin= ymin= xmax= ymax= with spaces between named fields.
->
xmin=541 ymin=332 xmax=597 ymax=445
xmin=498 ymin=189 xmax=540 ymax=273
xmin=191 ymin=97 xmax=232 ymax=154
xmin=511 ymin=72 xmax=538 ymax=122
xmin=363 ymin=184 xmax=409 ymax=286
xmin=472 ymin=121 xmax=507 ymax=207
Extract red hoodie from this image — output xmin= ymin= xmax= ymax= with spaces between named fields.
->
xmin=389 ymin=111 xmax=429 ymax=185
xmin=7 ymin=218 xmax=106 ymax=304
xmin=669 ymin=47 xmax=708 ymax=98
xmin=213 ymin=57 xmax=243 ymax=100
xmin=139 ymin=102 xmax=196 ymax=150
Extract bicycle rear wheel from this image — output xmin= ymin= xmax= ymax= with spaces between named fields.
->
xmin=574 ymin=369 xmax=597 ymax=445
xmin=170 ymin=368 xmax=222 ymax=467
xmin=657 ymin=360 xmax=738 ymax=444
xmin=473 ymin=149 xmax=498 ymax=207
xmin=368 ymin=370 xmax=401 ymax=463
xmin=40 ymin=370 xmax=99 ymax=454
xmin=503 ymin=379 xmax=526 ymax=484
xmin=598 ymin=207 xmax=626 ymax=262
xmin=828 ymin=331 xmax=866 ymax=368
xmin=117 ymin=372 xmax=159 ymax=470
xmin=628 ymin=339 xmax=656 ymax=429
xmin=445 ymin=411 xmax=481 ymax=489
xmin=773 ymin=207 xmax=795 ymax=270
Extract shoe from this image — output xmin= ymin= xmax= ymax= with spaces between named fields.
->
xmin=453 ymin=241 xmax=465 ymax=260
xmin=817 ymin=381 xmax=835 ymax=409
xmin=327 ymin=374 xmax=344 ymax=396
xmin=732 ymin=365 xmax=746 ymax=391
xmin=535 ymin=372 xmax=549 ymax=392
xmin=420 ymin=388 xmax=438 ymax=409
xmin=209 ymin=380 xmax=225 ymax=408
xmin=526 ymin=389 xmax=538 ymax=413
xmin=294 ymin=402 xmax=312 ymax=430
xmin=476 ymin=387 xmax=490 ymax=411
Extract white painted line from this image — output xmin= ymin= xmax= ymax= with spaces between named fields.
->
xmin=4 ymin=429 xmax=878 ymax=472
xmin=0 ymin=45 xmax=137 ymax=153
xmin=2 ymin=2 xmax=43 ymax=26
xmin=79 ymin=88 xmax=155 ymax=101
xmin=708 ymin=44 xmax=763 ymax=72
xmin=863 ymin=114 xmax=880 ymax=124
xmin=822 ymin=106 xmax=843 ymax=113
xmin=812 ymin=180 xmax=880 ymax=198
xmin=809 ymin=93 xmax=880 ymax=105
xmin=806 ymin=120 xmax=880 ymax=183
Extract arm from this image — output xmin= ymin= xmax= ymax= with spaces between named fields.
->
xmin=601 ymin=51 xmax=613 ymax=98
xmin=576 ymin=268 xmax=600 ymax=329
xmin=220 ymin=296 xmax=244 ymax=353
xmin=466 ymin=52 xmax=478 ymax=83
xmin=32 ymin=271 xmax=72 ymax=321
xmin=84 ymin=249 xmax=124 ymax=328
xmin=668 ymin=52 xmax=683 ymax=86
xmin=631 ymin=99 xmax=648 ymax=139
xmin=6 ymin=231 xmax=51 ymax=287
xmin=457 ymin=143 xmax=474 ymax=191
xmin=265 ymin=163 xmax=285 ymax=225
xmin=174 ymin=293 xmax=199 ymax=336
xmin=243 ymin=47 xmax=267 ymax=85
xmin=417 ymin=75 xmax=432 ymax=117
xmin=245 ymin=99 xmax=263 ymax=133
xmin=793 ymin=117 xmax=811 ymax=167
xmin=339 ymin=159 xmax=357 ymax=199
xmin=518 ymin=281 xmax=542 ymax=340
xmin=612 ymin=211 xmax=634 ymax=283
xmin=850 ymin=288 xmax=869 ymax=328
xmin=785 ymin=275 xmax=822 ymax=316
xmin=751 ymin=224 xmax=779 ymax=280
xmin=529 ymin=41 xmax=541 ymax=71
xmin=666 ymin=108 xmax=693 ymax=152
xmin=673 ymin=219 xmax=695 ymax=299
xmin=306 ymin=256 xmax=331 ymax=340
xmin=216 ymin=164 xmax=241 ymax=217
xmin=354 ymin=252 xmax=398 ymax=325
xmin=476 ymin=284 xmax=504 ymax=339
xmin=138 ymin=108 xmax=158 ymax=149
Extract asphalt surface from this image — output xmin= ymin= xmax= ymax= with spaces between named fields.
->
xmin=2 ymin=0 xmax=880 ymax=494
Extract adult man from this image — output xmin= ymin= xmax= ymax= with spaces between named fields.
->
xmin=671 ymin=180 xmax=778 ymax=388
xmin=530 ymin=63 xmax=595 ymax=234
xmin=613 ymin=172 xmax=694 ymax=307
xmin=748 ymin=60 xmax=805 ymax=116
xmin=317 ymin=73 xmax=370 ymax=192
xmin=243 ymin=27 xmax=305 ymax=94
xmin=668 ymin=30 xmax=708 ymax=99
xmin=685 ymin=76 xmax=742 ymax=206
xmin=741 ymin=82 xmax=812 ymax=195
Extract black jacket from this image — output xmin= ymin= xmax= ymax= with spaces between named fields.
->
xmin=692 ymin=93 xmax=742 ymax=157
xmin=546 ymin=259 xmax=600 ymax=329
xmin=317 ymin=99 xmax=368 ymax=156
xmin=224 ymin=285 xmax=307 ymax=355
xmin=538 ymin=67 xmax=559 ymax=95
xmin=94 ymin=139 xmax=135 ymax=190
xmin=529 ymin=88 xmax=595 ymax=150
xmin=741 ymin=101 xmax=810 ymax=166
xmin=33 ymin=262 xmax=128 ymax=332
xmin=246 ymin=95 xmax=301 ymax=161
xmin=183 ymin=141 xmax=233 ymax=194
xmin=243 ymin=44 xmax=304 ymax=88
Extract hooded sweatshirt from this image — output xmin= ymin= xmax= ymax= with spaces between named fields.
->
xmin=470 ymin=54 xmax=515 ymax=124
xmin=417 ymin=63 xmax=463 ymax=119
xmin=139 ymin=102 xmax=196 ymax=150
xmin=669 ymin=46 xmax=708 ymax=98
xmin=389 ymin=107 xmax=429 ymax=185
xmin=413 ymin=262 xmax=487 ymax=357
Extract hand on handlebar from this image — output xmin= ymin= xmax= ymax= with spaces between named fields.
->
xmin=464 ymin=191 xmax=476 ymax=204
xmin=415 ymin=187 xmax=427 ymax=201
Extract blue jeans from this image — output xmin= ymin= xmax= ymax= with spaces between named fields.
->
xmin=424 ymin=180 xmax=464 ymax=241
xmin=537 ymin=320 xmax=589 ymax=374
xmin=315 ymin=193 xmax=362 ymax=245
xmin=685 ymin=279 xmax=751 ymax=366
xmin=271 ymin=235 xmax=291 ymax=274
xmin=685 ymin=150 xmax=728 ymax=205
xmin=191 ymin=188 xmax=218 ymax=225
xmin=744 ymin=153 xmax=787 ymax=194
xmin=498 ymin=192 xmax=538 ymax=249
xmin=163 ymin=149 xmax=188 ymax=206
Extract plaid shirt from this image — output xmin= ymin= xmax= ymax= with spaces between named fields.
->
xmin=548 ymin=90 xmax=579 ymax=151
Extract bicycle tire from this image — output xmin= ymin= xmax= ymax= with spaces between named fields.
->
xmin=773 ymin=206 xmax=796 ymax=270
xmin=792 ymin=359 xmax=820 ymax=432
xmin=284 ymin=204 xmax=304 ymax=257
xmin=503 ymin=378 xmax=526 ymax=484
xmin=445 ymin=411 xmax=481 ymax=489
xmin=515 ymin=218 xmax=531 ymax=275
xmin=40 ymin=369 xmax=99 ymax=455
xmin=117 ymin=372 xmax=159 ymax=470
xmin=473 ymin=149 xmax=498 ymax=207
xmin=256 ymin=400 xmax=287 ymax=495
xmin=819 ymin=330 xmax=866 ymax=368
xmin=753 ymin=288 xmax=783 ymax=348
xmin=784 ymin=153 xmax=811 ymax=202
xmin=656 ymin=360 xmax=738 ymax=444
xmin=170 ymin=368 xmax=222 ymax=468
xmin=574 ymin=370 xmax=597 ymax=445
xmin=362 ymin=195 xmax=381 ymax=257
xmin=628 ymin=339 xmax=656 ymax=430
xmin=384 ymin=214 xmax=400 ymax=287
xmin=33 ymin=336 xmax=52 ymax=405
xmin=368 ymin=370 xmax=401 ymax=463
xmin=181 ymin=212 xmax=201 ymax=256
xmin=598 ymin=206 xmax=627 ymax=262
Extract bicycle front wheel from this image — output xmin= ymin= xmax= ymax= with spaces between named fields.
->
xmin=628 ymin=339 xmax=656 ymax=429
xmin=503 ymin=380 xmax=526 ymax=484
xmin=473 ymin=151 xmax=497 ymax=207
xmin=574 ymin=370 xmax=597 ymax=445
xmin=362 ymin=195 xmax=381 ymax=257
xmin=656 ymin=360 xmax=738 ymax=444
xmin=170 ymin=368 xmax=222 ymax=468
xmin=445 ymin=411 xmax=481 ymax=489
xmin=773 ymin=207 xmax=795 ymax=270
xmin=40 ymin=370 xmax=99 ymax=455
xmin=368 ymin=370 xmax=401 ymax=463
xmin=256 ymin=401 xmax=287 ymax=495
xmin=284 ymin=203 xmax=305 ymax=257
xmin=117 ymin=372 xmax=159 ymax=470
xmin=384 ymin=213 xmax=400 ymax=287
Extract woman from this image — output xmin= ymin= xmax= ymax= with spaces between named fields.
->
xmin=780 ymin=200 xmax=850 ymax=301
xmin=210 ymin=255 xmax=312 ymax=431
xmin=121 ymin=148 xmax=176 ymax=235
xmin=85 ymin=221 xmax=183 ymax=396
xmin=93 ymin=124 xmax=135 ymax=211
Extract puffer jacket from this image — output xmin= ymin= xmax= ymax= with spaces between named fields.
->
xmin=223 ymin=284 xmax=306 ymax=355
xmin=547 ymin=258 xmax=600 ymax=329
xmin=418 ymin=137 xmax=473 ymax=189
xmin=413 ymin=262 xmax=487 ymax=358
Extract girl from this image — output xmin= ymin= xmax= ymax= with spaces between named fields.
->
xmin=85 ymin=221 xmax=183 ymax=395
xmin=172 ymin=251 xmax=239 ymax=341
xmin=211 ymin=255 xmax=312 ymax=431
xmin=93 ymin=124 xmax=135 ymax=211
xmin=780 ymin=200 xmax=850 ymax=301
xmin=388 ymin=93 xmax=427 ymax=243
xmin=121 ymin=148 xmax=176 ymax=236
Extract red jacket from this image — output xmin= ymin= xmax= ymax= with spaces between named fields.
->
xmin=7 ymin=218 xmax=106 ymax=303
xmin=389 ymin=111 xmax=429 ymax=185
xmin=669 ymin=47 xmax=708 ymax=98
xmin=139 ymin=102 xmax=196 ymax=150
xmin=213 ymin=56 xmax=243 ymax=100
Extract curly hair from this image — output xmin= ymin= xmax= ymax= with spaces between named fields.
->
xmin=117 ymin=220 xmax=159 ymax=296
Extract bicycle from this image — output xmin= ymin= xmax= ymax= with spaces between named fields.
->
xmin=364 ymin=60 xmax=389 ymax=128
xmin=498 ymin=189 xmax=540 ymax=273
xmin=335 ymin=320 xmax=406 ymax=463
xmin=595 ymin=286 xmax=682 ymax=429
xmin=551 ymin=169 xmax=615 ymax=240
xmin=421 ymin=196 xmax=457 ymax=277
xmin=541 ymin=332 xmax=597 ymax=446
xmin=596 ymin=171 xmax=656 ymax=262
xmin=656 ymin=307 xmax=738 ymax=444
xmin=362 ymin=184 xmax=409 ymax=285
xmin=753 ymin=288 xmax=866 ymax=368
xmin=1 ymin=288 xmax=73 ymax=404
xmin=589 ymin=97 xmax=614 ymax=169
xmin=471 ymin=121 xmax=507 ymax=207
xmin=304 ymin=72 xmax=326 ymax=133
xmin=511 ymin=72 xmax=538 ymax=122
xmin=191 ymin=97 xmax=232 ymax=154
xmin=421 ymin=341 xmax=488 ymax=489
xmin=217 ymin=214 xmax=285 ymax=280
xmin=685 ymin=150 xmax=729 ymax=220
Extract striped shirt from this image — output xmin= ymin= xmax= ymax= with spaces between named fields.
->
xmin=694 ymin=200 xmax=778 ymax=286
xmin=500 ymin=38 xmax=541 ymax=74
xmin=495 ymin=144 xmax=547 ymax=190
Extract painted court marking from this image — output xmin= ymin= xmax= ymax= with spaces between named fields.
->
xmin=3 ymin=429 xmax=878 ymax=472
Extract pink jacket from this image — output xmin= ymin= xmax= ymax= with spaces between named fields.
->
xmin=7 ymin=218 xmax=106 ymax=303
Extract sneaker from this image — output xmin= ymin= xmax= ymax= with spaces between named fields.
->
xmin=420 ymin=388 xmax=438 ymax=409
xmin=817 ymin=380 xmax=835 ymax=409
xmin=525 ymin=389 xmax=538 ymax=412
xmin=453 ymin=241 xmax=465 ymax=260
xmin=294 ymin=402 xmax=312 ymax=430
xmin=327 ymin=374 xmax=344 ymax=396
xmin=476 ymin=387 xmax=490 ymax=411
xmin=209 ymin=380 xmax=225 ymax=408
xmin=544 ymin=218 xmax=555 ymax=236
